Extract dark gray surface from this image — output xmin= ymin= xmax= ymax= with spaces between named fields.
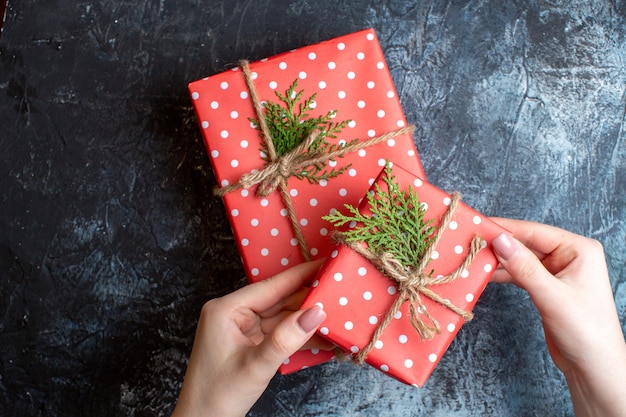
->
xmin=1 ymin=1 xmax=624 ymax=416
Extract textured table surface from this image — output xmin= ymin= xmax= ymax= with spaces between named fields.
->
xmin=1 ymin=1 xmax=625 ymax=416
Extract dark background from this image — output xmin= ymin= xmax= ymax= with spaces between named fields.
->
xmin=1 ymin=1 xmax=625 ymax=416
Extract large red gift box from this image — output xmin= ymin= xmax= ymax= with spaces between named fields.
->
xmin=301 ymin=163 xmax=507 ymax=386
xmin=188 ymin=29 xmax=425 ymax=373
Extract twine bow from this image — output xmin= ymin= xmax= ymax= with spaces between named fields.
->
xmin=333 ymin=192 xmax=485 ymax=364
xmin=214 ymin=59 xmax=415 ymax=261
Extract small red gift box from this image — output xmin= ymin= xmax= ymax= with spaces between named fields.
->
xmin=188 ymin=29 xmax=425 ymax=373
xmin=301 ymin=163 xmax=507 ymax=386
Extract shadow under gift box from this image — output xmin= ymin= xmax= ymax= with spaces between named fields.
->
xmin=188 ymin=29 xmax=425 ymax=373
xmin=301 ymin=163 xmax=508 ymax=387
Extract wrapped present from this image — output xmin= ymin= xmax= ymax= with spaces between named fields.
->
xmin=188 ymin=29 xmax=425 ymax=373
xmin=300 ymin=163 xmax=508 ymax=386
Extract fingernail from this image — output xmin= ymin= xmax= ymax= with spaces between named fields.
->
xmin=492 ymin=233 xmax=517 ymax=260
xmin=298 ymin=305 xmax=327 ymax=333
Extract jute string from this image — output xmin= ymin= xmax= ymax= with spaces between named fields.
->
xmin=332 ymin=192 xmax=485 ymax=364
xmin=214 ymin=59 xmax=415 ymax=261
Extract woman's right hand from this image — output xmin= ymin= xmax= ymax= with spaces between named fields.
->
xmin=490 ymin=218 xmax=626 ymax=417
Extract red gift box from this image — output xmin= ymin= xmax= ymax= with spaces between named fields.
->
xmin=300 ymin=163 xmax=507 ymax=386
xmin=188 ymin=29 xmax=425 ymax=373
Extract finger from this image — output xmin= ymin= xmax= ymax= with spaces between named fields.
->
xmin=301 ymin=335 xmax=336 ymax=351
xmin=489 ymin=217 xmax=579 ymax=256
xmin=489 ymin=217 xmax=586 ymax=276
xmin=250 ymin=305 xmax=327 ymax=376
xmin=259 ymin=287 xmax=325 ymax=335
xmin=489 ymin=265 xmax=513 ymax=284
xmin=260 ymin=313 xmax=335 ymax=350
xmin=491 ymin=233 xmax=563 ymax=305
xmin=258 ymin=287 xmax=310 ymax=319
xmin=226 ymin=260 xmax=324 ymax=312
xmin=260 ymin=310 xmax=292 ymax=335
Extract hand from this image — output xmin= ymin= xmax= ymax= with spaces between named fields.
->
xmin=490 ymin=218 xmax=626 ymax=417
xmin=172 ymin=260 xmax=331 ymax=417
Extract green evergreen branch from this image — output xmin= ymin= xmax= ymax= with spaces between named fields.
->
xmin=323 ymin=165 xmax=436 ymax=271
xmin=250 ymin=79 xmax=355 ymax=184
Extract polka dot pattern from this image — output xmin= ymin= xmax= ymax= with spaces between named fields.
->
xmin=299 ymin=164 xmax=509 ymax=387
xmin=188 ymin=29 xmax=426 ymax=375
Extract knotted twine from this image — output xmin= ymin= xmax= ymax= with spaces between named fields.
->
xmin=214 ymin=59 xmax=416 ymax=261
xmin=331 ymin=191 xmax=485 ymax=364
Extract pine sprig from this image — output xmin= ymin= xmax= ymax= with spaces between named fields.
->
xmin=323 ymin=165 xmax=436 ymax=270
xmin=250 ymin=79 xmax=356 ymax=184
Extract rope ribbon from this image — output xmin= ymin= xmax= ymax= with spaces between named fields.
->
xmin=332 ymin=192 xmax=485 ymax=364
xmin=214 ymin=59 xmax=415 ymax=261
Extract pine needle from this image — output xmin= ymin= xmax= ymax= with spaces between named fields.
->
xmin=324 ymin=165 xmax=436 ymax=271
xmin=250 ymin=79 xmax=357 ymax=184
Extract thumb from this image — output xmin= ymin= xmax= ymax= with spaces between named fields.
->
xmin=252 ymin=305 xmax=327 ymax=375
xmin=492 ymin=233 xmax=559 ymax=306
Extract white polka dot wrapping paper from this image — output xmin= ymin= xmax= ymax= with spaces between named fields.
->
xmin=300 ymin=163 xmax=508 ymax=387
xmin=188 ymin=29 xmax=426 ymax=374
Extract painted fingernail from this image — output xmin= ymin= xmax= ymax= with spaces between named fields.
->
xmin=492 ymin=233 xmax=517 ymax=260
xmin=298 ymin=305 xmax=327 ymax=333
